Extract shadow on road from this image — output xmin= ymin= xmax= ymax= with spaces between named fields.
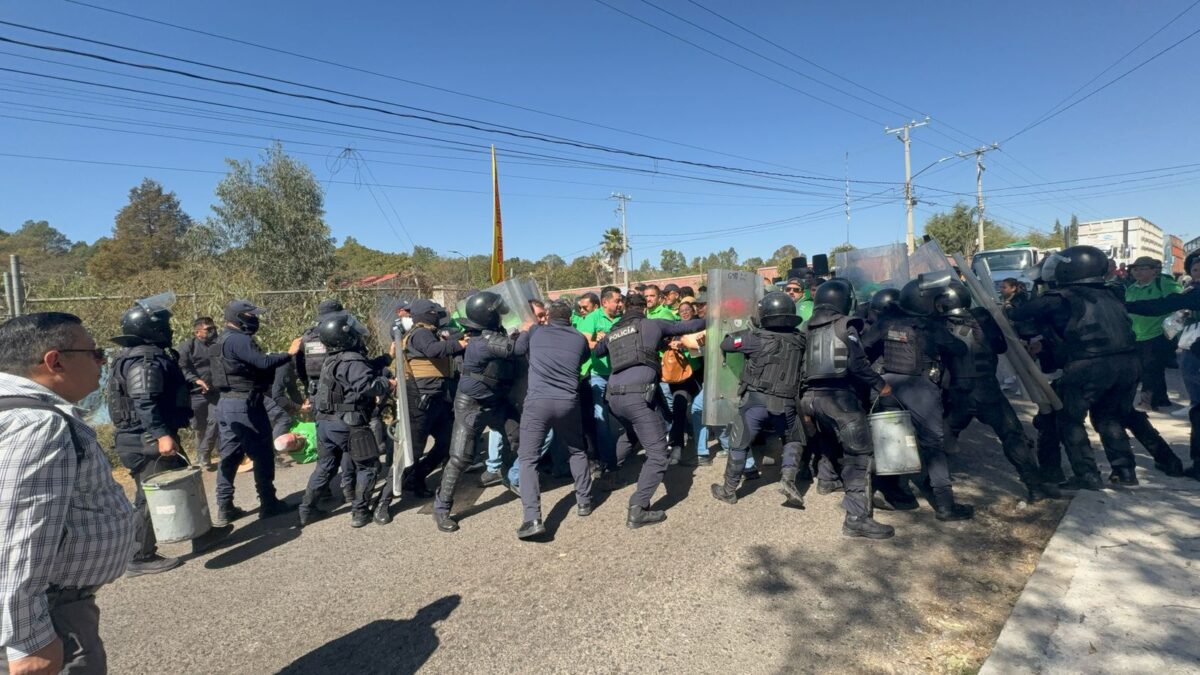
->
xmin=199 ymin=490 xmax=304 ymax=570
xmin=276 ymin=594 xmax=462 ymax=674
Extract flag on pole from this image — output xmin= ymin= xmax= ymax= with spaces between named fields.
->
xmin=490 ymin=145 xmax=505 ymax=284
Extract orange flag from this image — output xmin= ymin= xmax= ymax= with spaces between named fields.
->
xmin=490 ymin=145 xmax=504 ymax=284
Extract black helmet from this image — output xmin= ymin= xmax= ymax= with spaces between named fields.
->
xmin=119 ymin=303 xmax=173 ymax=346
xmin=869 ymin=288 xmax=900 ymax=315
xmin=1044 ymin=245 xmax=1108 ymax=285
xmin=758 ymin=291 xmax=801 ymax=330
xmin=898 ymin=279 xmax=937 ymax=317
xmin=935 ymin=280 xmax=971 ymax=317
xmin=813 ymin=278 xmax=855 ymax=315
xmin=224 ymin=299 xmax=265 ymax=334
xmin=462 ymin=291 xmax=506 ymax=331
xmin=317 ymin=311 xmax=368 ymax=351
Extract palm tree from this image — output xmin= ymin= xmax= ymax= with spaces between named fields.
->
xmin=600 ymin=227 xmax=625 ymax=285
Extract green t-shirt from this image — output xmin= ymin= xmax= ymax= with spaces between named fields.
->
xmin=647 ymin=304 xmax=679 ymax=321
xmin=576 ymin=308 xmax=619 ymax=377
xmin=1125 ymin=275 xmax=1181 ymax=341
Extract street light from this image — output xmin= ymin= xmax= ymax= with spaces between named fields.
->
xmin=448 ymin=250 xmax=471 ymax=287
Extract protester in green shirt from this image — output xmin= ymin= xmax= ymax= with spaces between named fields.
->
xmin=644 ymin=284 xmax=679 ymax=321
xmin=1125 ymin=256 xmax=1181 ymax=410
xmin=577 ymin=287 xmax=624 ymax=470
xmin=572 ymin=292 xmax=599 ymax=329
xmin=783 ymin=278 xmax=814 ymax=325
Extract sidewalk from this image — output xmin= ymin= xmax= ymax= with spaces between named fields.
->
xmin=982 ymin=405 xmax=1200 ymax=674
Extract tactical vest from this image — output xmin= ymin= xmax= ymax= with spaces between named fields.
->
xmin=301 ymin=327 xmax=328 ymax=392
xmin=315 ymin=351 xmax=374 ymax=422
xmin=1048 ymin=286 xmax=1135 ymax=360
xmin=209 ymin=331 xmax=262 ymax=393
xmin=739 ymin=328 xmax=804 ymax=401
xmin=803 ymin=320 xmax=849 ymax=381
xmin=462 ymin=330 xmax=515 ymax=390
xmin=401 ymin=324 xmax=453 ymax=379
xmin=107 ymin=345 xmax=191 ymax=432
xmin=880 ymin=318 xmax=934 ymax=376
xmin=945 ymin=318 xmax=996 ymax=381
xmin=607 ymin=318 xmax=661 ymax=375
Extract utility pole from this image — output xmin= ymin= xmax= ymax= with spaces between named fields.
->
xmin=8 ymin=255 xmax=23 ymax=317
xmin=885 ymin=118 xmax=929 ymax=253
xmin=957 ymin=144 xmax=1000 ymax=254
xmin=610 ymin=192 xmax=632 ymax=289
xmin=844 ymin=152 xmax=851 ymax=244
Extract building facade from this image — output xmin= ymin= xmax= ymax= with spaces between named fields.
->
xmin=1076 ymin=217 xmax=1164 ymax=268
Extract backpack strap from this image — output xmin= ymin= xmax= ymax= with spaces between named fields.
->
xmin=0 ymin=396 xmax=86 ymax=464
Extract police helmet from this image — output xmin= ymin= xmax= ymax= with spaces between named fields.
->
xmin=813 ymin=278 xmax=856 ymax=316
xmin=758 ymin=291 xmax=801 ymax=329
xmin=1043 ymin=245 xmax=1108 ymax=286
xmin=224 ymin=299 xmax=265 ymax=334
xmin=869 ymin=287 xmax=900 ymax=315
xmin=462 ymin=291 xmax=506 ymax=331
xmin=119 ymin=303 xmax=173 ymax=346
xmin=898 ymin=279 xmax=937 ymax=317
xmin=935 ymin=280 xmax=972 ymax=317
xmin=317 ymin=311 xmax=369 ymax=351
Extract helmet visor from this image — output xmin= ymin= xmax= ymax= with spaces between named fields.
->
xmin=1042 ymin=253 xmax=1069 ymax=282
xmin=346 ymin=314 xmax=370 ymax=337
xmin=137 ymin=291 xmax=176 ymax=313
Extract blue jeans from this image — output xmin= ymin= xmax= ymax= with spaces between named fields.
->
xmin=1179 ymin=350 xmax=1200 ymax=403
xmin=689 ymin=389 xmax=753 ymax=469
xmin=590 ymin=374 xmax=618 ymax=470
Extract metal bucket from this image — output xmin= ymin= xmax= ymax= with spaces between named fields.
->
xmin=142 ymin=466 xmax=212 ymax=543
xmin=868 ymin=410 xmax=922 ymax=476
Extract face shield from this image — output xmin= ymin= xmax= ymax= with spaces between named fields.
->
xmin=345 ymin=314 xmax=370 ymax=338
xmin=1042 ymin=253 xmax=1069 ymax=285
xmin=916 ymin=269 xmax=953 ymax=293
xmin=136 ymin=291 xmax=177 ymax=314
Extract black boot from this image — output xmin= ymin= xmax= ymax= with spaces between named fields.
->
xmin=842 ymin=514 xmax=895 ymax=540
xmin=433 ymin=511 xmax=459 ymax=533
xmin=1024 ymin=481 xmax=1064 ymax=502
xmin=1108 ymin=466 xmax=1138 ymax=486
xmin=932 ymin=488 xmax=974 ymax=522
xmin=350 ymin=511 xmax=371 ymax=528
xmin=373 ymin=498 xmax=393 ymax=525
xmin=214 ymin=503 xmax=247 ymax=528
xmin=1059 ymin=472 xmax=1104 ymax=491
xmin=297 ymin=490 xmax=327 ymax=527
xmin=402 ymin=474 xmax=435 ymax=499
xmin=626 ymin=505 xmax=667 ymax=529
xmin=259 ymin=497 xmax=294 ymax=519
xmin=778 ymin=468 xmax=805 ymax=509
xmin=517 ymin=519 xmax=546 ymax=540
xmin=710 ymin=453 xmax=745 ymax=504
xmin=817 ymin=479 xmax=844 ymax=495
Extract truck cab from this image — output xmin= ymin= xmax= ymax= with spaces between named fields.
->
xmin=972 ymin=246 xmax=1045 ymax=294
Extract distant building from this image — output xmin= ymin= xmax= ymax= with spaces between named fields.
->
xmin=1166 ymin=235 xmax=1186 ymax=276
xmin=1076 ymin=217 xmax=1164 ymax=268
xmin=1184 ymin=235 xmax=1200 ymax=255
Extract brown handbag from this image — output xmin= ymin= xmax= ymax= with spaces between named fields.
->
xmin=661 ymin=348 xmax=693 ymax=384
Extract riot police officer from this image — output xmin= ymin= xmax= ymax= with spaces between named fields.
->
xmin=935 ymin=281 xmax=1062 ymax=501
xmin=294 ymin=299 xmax=354 ymax=496
xmin=1010 ymin=245 xmax=1140 ymax=488
xmin=210 ymin=299 xmax=302 ymax=526
xmin=373 ymin=299 xmax=466 ymax=524
xmin=108 ymin=293 xmax=193 ymax=575
xmin=800 ymin=280 xmax=896 ymax=539
xmin=593 ymin=293 xmax=705 ymax=529
xmin=300 ymin=312 xmax=395 ymax=528
xmin=710 ymin=291 xmax=807 ymax=509
xmin=432 ymin=292 xmax=524 ymax=533
xmin=864 ymin=275 xmax=973 ymax=521
xmin=862 ymin=287 xmax=900 ymax=329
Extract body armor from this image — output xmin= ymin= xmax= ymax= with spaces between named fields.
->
xmin=301 ymin=327 xmax=328 ymax=394
xmin=607 ymin=318 xmax=661 ymax=375
xmin=463 ymin=330 xmax=516 ymax=390
xmin=880 ymin=317 xmax=935 ymax=376
xmin=401 ymin=324 xmax=453 ymax=379
xmin=1047 ymin=286 xmax=1135 ymax=360
xmin=315 ymin=351 xmax=374 ymax=425
xmin=804 ymin=319 xmax=849 ymax=381
xmin=738 ymin=328 xmax=804 ymax=406
xmin=107 ymin=345 xmax=191 ymax=432
xmin=208 ymin=331 xmax=265 ymax=394
xmin=945 ymin=318 xmax=996 ymax=381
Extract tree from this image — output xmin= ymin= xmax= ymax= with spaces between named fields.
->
xmin=1068 ymin=214 xmax=1079 ymax=246
xmin=0 ymin=220 xmax=91 ymax=283
xmin=87 ymin=179 xmax=192 ymax=281
xmin=211 ymin=144 xmax=334 ymax=288
xmin=829 ymin=243 xmax=856 ymax=268
xmin=742 ymin=256 xmax=765 ymax=271
xmin=660 ymin=248 xmax=687 ymax=274
xmin=923 ymin=203 xmax=1014 ymax=257
xmin=335 ymin=236 xmax=410 ymax=281
xmin=600 ymin=227 xmax=625 ymax=284
xmin=770 ymin=244 xmax=802 ymax=277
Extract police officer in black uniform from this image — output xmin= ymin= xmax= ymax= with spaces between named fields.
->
xmin=300 ymin=312 xmax=395 ymax=528
xmin=864 ymin=275 xmax=974 ymax=521
xmin=1010 ymin=245 xmax=1141 ymax=488
xmin=432 ymin=292 xmax=524 ymax=533
xmin=373 ymin=299 xmax=466 ymax=524
xmin=710 ymin=291 xmax=807 ymax=508
xmin=177 ymin=316 xmax=219 ymax=469
xmin=936 ymin=281 xmax=1062 ymax=501
xmin=593 ymin=293 xmax=705 ymax=529
xmin=800 ymin=280 xmax=897 ymax=539
xmin=295 ymin=299 xmax=355 ymax=497
xmin=862 ymin=287 xmax=900 ymax=329
xmin=108 ymin=295 xmax=192 ymax=575
xmin=210 ymin=299 xmax=302 ymax=526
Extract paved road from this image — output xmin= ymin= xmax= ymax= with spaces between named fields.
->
xmin=97 ymin=395 xmax=1190 ymax=674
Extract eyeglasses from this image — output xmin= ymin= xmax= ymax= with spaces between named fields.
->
xmin=58 ymin=348 xmax=107 ymax=361
xmin=784 ymin=287 xmax=802 ymax=294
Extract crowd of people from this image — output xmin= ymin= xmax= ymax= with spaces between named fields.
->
xmin=2 ymin=243 xmax=1197 ymax=672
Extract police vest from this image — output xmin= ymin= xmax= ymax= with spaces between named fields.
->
xmin=880 ymin=317 xmax=935 ymax=376
xmin=945 ymin=318 xmax=996 ymax=381
xmin=803 ymin=319 xmax=850 ymax=381
xmin=107 ymin=344 xmax=191 ymax=433
xmin=1047 ymin=286 xmax=1135 ymax=360
xmin=401 ymin=324 xmax=453 ymax=379
xmin=315 ymin=351 xmax=375 ymax=423
xmin=208 ymin=331 xmax=264 ymax=394
xmin=462 ymin=330 xmax=516 ymax=390
xmin=301 ymin=326 xmax=328 ymax=391
xmin=607 ymin=317 xmax=661 ymax=375
xmin=739 ymin=328 xmax=804 ymax=402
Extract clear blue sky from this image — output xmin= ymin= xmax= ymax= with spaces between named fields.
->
xmin=2 ymin=0 xmax=1199 ymax=267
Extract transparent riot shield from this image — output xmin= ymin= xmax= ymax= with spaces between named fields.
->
xmin=455 ymin=277 xmax=542 ymax=333
xmin=908 ymin=239 xmax=954 ymax=278
xmin=839 ymin=243 xmax=910 ymax=299
xmin=372 ymin=294 xmax=417 ymax=487
xmin=702 ymin=269 xmax=762 ymax=426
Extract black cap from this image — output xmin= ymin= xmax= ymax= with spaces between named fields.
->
xmin=317 ymin=299 xmax=344 ymax=315
xmin=662 ymin=284 xmax=680 ymax=294
xmin=395 ymin=300 xmax=411 ymax=312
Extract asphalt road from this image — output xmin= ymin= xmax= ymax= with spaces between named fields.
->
xmin=97 ymin=392 xmax=1190 ymax=674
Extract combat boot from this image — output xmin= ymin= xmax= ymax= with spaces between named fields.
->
xmin=817 ymin=479 xmax=844 ymax=495
xmin=932 ymin=488 xmax=974 ymax=522
xmin=259 ymin=498 xmax=294 ymax=520
xmin=1109 ymin=466 xmax=1139 ymax=486
xmin=350 ymin=511 xmax=372 ymax=528
xmin=710 ymin=453 xmax=745 ymax=504
xmin=373 ymin=499 xmax=393 ymax=526
xmin=626 ymin=505 xmax=666 ymax=529
xmin=1024 ymin=481 xmax=1064 ymax=502
xmin=214 ymin=503 xmax=247 ymax=527
xmin=778 ymin=468 xmax=805 ymax=509
xmin=842 ymin=514 xmax=895 ymax=540
xmin=434 ymin=511 xmax=459 ymax=533
xmin=1059 ymin=472 xmax=1104 ymax=491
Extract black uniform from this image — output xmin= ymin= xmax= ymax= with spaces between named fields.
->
xmin=266 ymin=359 xmax=304 ymax=440
xmin=108 ymin=343 xmax=192 ymax=561
xmin=177 ymin=333 xmax=219 ymax=465
xmin=433 ymin=328 xmax=522 ymax=522
xmin=801 ymin=308 xmax=887 ymax=518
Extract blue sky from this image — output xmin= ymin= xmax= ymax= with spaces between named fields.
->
xmin=2 ymin=0 xmax=1198 ymax=268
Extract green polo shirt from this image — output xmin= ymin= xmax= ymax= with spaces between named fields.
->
xmin=1125 ymin=274 xmax=1181 ymax=341
xmin=576 ymin=308 xmax=619 ymax=377
xmin=647 ymin=304 xmax=679 ymax=321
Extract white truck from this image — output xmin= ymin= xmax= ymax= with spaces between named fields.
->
xmin=971 ymin=246 xmax=1048 ymax=293
xmin=1076 ymin=217 xmax=1165 ymax=269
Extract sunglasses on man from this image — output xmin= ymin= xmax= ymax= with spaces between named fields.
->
xmin=57 ymin=348 xmax=107 ymax=362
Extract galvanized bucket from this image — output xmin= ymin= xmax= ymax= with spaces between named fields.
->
xmin=869 ymin=409 xmax=922 ymax=476
xmin=143 ymin=464 xmax=212 ymax=543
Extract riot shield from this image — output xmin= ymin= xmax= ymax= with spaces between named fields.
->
xmin=371 ymin=295 xmax=416 ymax=486
xmin=908 ymin=239 xmax=954 ymax=278
xmin=455 ymin=277 xmax=542 ymax=333
xmin=839 ymin=244 xmax=910 ymax=299
xmin=702 ymin=269 xmax=762 ymax=426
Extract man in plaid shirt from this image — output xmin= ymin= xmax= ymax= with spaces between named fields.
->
xmin=0 ymin=312 xmax=136 ymax=674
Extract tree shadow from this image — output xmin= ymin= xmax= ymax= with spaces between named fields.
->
xmin=276 ymin=594 xmax=461 ymax=674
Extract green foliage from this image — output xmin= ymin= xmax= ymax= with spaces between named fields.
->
xmin=0 ymin=220 xmax=95 ymax=285
xmin=336 ymin=236 xmax=410 ymax=281
xmin=829 ymin=243 xmax=856 ymax=267
xmin=87 ymin=179 xmax=192 ymax=281
xmin=659 ymin=249 xmax=687 ymax=274
xmin=770 ymin=244 xmax=801 ymax=277
xmin=1068 ymin=214 xmax=1079 ymax=246
xmin=923 ymin=203 xmax=1014 ymax=257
